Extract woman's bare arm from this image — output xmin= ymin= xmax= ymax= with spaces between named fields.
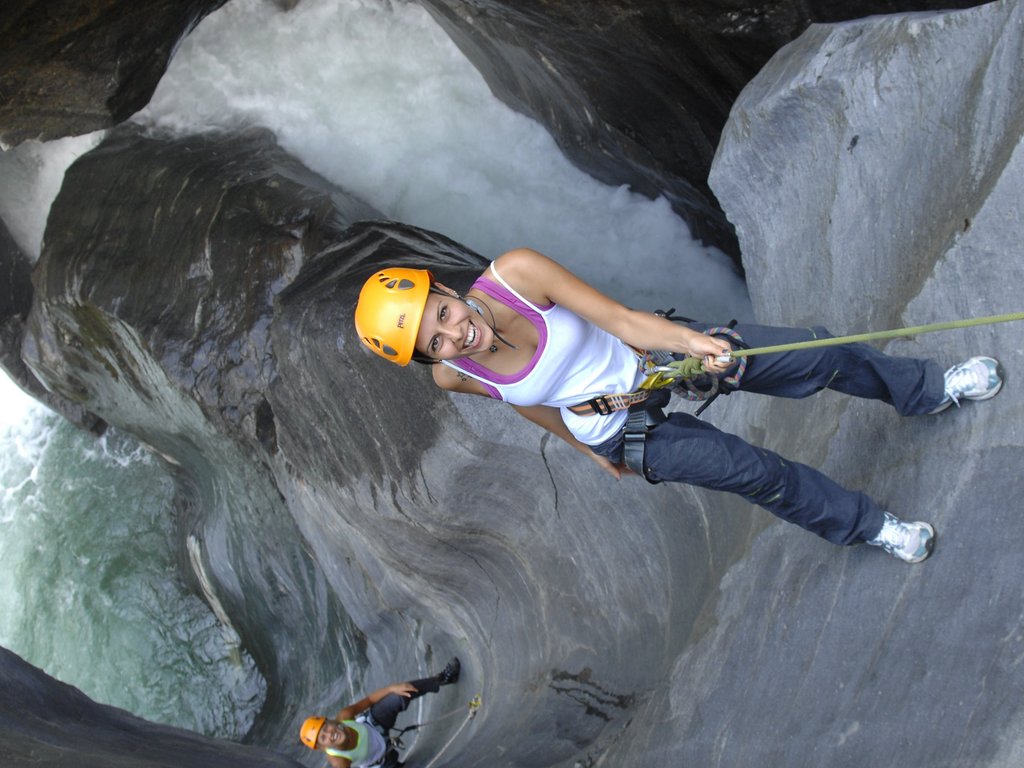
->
xmin=512 ymin=404 xmax=632 ymax=480
xmin=493 ymin=248 xmax=732 ymax=371
xmin=335 ymin=682 xmax=418 ymax=722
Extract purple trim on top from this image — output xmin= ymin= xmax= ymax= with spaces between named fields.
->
xmin=475 ymin=380 xmax=502 ymax=400
xmin=449 ymin=275 xmax=549 ymax=389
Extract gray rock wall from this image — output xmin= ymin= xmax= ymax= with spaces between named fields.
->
xmin=0 ymin=646 xmax=302 ymax=768
xmin=711 ymin=1 xmax=1024 ymax=334
xmin=636 ymin=2 xmax=1024 ymax=766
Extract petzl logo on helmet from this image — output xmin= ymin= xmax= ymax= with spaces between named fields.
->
xmin=397 ymin=313 xmax=406 ymax=328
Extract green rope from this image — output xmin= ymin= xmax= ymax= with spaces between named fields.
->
xmin=720 ymin=312 xmax=1024 ymax=361
xmin=418 ymin=695 xmax=482 ymax=768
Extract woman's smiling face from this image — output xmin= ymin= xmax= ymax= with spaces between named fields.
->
xmin=316 ymin=720 xmax=351 ymax=750
xmin=415 ymin=287 xmax=494 ymax=360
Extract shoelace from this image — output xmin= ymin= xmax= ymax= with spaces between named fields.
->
xmin=877 ymin=517 xmax=917 ymax=553
xmin=884 ymin=522 xmax=912 ymax=551
xmin=943 ymin=364 xmax=982 ymax=407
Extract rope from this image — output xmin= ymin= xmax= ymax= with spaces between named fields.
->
xmin=639 ymin=328 xmax=748 ymax=400
xmin=719 ymin=312 xmax=1024 ymax=361
xmin=390 ymin=699 xmax=469 ymax=745
xmin=576 ymin=311 xmax=1022 ymax=413
xmin=416 ymin=695 xmax=482 ymax=768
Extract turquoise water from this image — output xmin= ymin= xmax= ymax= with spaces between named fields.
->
xmin=0 ymin=376 xmax=264 ymax=738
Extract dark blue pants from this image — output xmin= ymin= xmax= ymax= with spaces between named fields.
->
xmin=591 ymin=323 xmax=946 ymax=545
xmin=368 ymin=676 xmax=440 ymax=731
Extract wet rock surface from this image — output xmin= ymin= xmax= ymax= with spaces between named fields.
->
xmin=0 ymin=216 xmax=105 ymax=430
xmin=20 ymin=126 xmax=379 ymax=755
xmin=0 ymin=647 xmax=302 ymax=768
xmin=0 ymin=0 xmax=228 ymax=146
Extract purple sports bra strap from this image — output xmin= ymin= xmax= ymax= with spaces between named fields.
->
xmin=446 ymin=275 xmax=549 ymax=391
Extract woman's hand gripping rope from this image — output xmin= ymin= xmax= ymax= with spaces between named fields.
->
xmin=688 ymin=332 xmax=735 ymax=374
xmin=640 ymin=334 xmax=734 ymax=391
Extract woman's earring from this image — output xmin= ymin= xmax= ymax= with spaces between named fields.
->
xmin=489 ymin=344 xmax=498 ymax=353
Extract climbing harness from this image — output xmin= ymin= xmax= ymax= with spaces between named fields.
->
xmin=390 ymin=695 xmax=482 ymax=768
xmin=568 ymin=311 xmax=748 ymax=480
xmin=567 ymin=311 xmax=746 ymax=418
xmin=566 ymin=310 xmax=748 ymax=480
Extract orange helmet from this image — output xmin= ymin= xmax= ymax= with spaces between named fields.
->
xmin=354 ymin=267 xmax=434 ymax=366
xmin=299 ymin=716 xmax=326 ymax=750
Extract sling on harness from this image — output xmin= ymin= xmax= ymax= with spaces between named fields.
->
xmin=568 ymin=314 xmax=748 ymax=481
xmin=567 ymin=318 xmax=747 ymax=417
xmin=622 ymin=389 xmax=669 ymax=481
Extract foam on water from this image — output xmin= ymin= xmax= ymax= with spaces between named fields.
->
xmin=136 ymin=0 xmax=751 ymax=319
xmin=0 ymin=132 xmax=104 ymax=260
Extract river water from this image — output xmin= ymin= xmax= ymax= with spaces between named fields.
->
xmin=0 ymin=0 xmax=749 ymax=740
xmin=0 ymin=375 xmax=266 ymax=737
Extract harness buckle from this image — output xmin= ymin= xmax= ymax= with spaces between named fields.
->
xmin=622 ymin=397 xmax=667 ymax=484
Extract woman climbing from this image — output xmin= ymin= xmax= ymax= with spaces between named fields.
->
xmin=354 ymin=248 xmax=1003 ymax=563
xmin=299 ymin=657 xmax=461 ymax=768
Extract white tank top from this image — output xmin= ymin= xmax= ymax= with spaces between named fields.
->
xmin=443 ymin=264 xmax=643 ymax=445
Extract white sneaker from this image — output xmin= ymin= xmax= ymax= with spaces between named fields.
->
xmin=867 ymin=512 xmax=935 ymax=563
xmin=930 ymin=356 xmax=1003 ymax=414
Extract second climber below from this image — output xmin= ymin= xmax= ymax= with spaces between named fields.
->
xmin=299 ymin=657 xmax=462 ymax=768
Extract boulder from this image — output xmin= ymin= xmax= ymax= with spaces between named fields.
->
xmin=0 ymin=0 xmax=228 ymax=147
